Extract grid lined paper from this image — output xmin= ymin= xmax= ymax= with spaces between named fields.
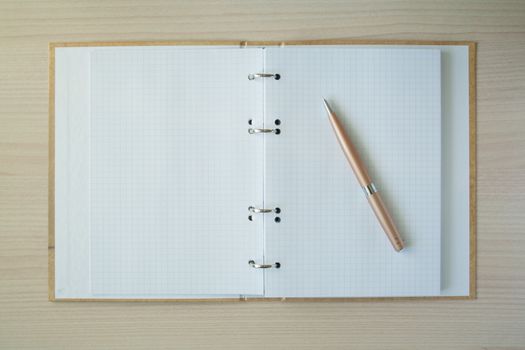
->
xmin=264 ymin=48 xmax=442 ymax=297
xmin=89 ymin=47 xmax=264 ymax=297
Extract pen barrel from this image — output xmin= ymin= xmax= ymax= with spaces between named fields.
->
xmin=328 ymin=114 xmax=371 ymax=186
xmin=325 ymin=102 xmax=403 ymax=252
xmin=366 ymin=192 xmax=404 ymax=252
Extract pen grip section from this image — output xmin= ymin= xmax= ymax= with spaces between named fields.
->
xmin=366 ymin=192 xmax=405 ymax=252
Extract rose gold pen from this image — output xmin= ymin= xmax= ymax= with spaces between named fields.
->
xmin=323 ymin=98 xmax=404 ymax=252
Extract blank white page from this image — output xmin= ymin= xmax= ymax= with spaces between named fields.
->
xmin=90 ymin=47 xmax=265 ymax=297
xmin=263 ymin=48 xmax=441 ymax=297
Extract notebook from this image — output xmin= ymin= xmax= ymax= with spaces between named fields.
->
xmin=50 ymin=41 xmax=475 ymax=300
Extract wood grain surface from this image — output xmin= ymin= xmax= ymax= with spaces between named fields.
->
xmin=1 ymin=0 xmax=524 ymax=348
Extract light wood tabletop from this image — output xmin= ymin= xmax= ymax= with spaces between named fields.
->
xmin=1 ymin=1 xmax=524 ymax=349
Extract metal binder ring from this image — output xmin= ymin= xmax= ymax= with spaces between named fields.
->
xmin=248 ymin=206 xmax=274 ymax=213
xmin=248 ymin=73 xmax=281 ymax=80
xmin=249 ymin=260 xmax=281 ymax=269
xmin=248 ymin=128 xmax=276 ymax=134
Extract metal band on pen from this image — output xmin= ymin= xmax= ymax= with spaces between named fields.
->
xmin=362 ymin=182 xmax=378 ymax=196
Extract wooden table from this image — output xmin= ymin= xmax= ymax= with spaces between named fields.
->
xmin=1 ymin=1 xmax=524 ymax=348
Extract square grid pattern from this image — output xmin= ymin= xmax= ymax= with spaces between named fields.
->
xmin=264 ymin=48 xmax=442 ymax=297
xmin=90 ymin=47 xmax=264 ymax=296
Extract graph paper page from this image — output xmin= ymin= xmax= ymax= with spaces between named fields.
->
xmin=263 ymin=47 xmax=441 ymax=297
xmin=90 ymin=47 xmax=264 ymax=297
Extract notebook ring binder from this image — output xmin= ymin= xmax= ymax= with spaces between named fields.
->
xmin=248 ymin=206 xmax=275 ymax=213
xmin=248 ymin=260 xmax=281 ymax=269
xmin=248 ymin=128 xmax=280 ymax=134
xmin=248 ymin=73 xmax=281 ymax=80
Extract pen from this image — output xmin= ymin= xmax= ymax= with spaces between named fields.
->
xmin=323 ymin=98 xmax=405 ymax=252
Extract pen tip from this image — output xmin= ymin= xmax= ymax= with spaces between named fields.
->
xmin=322 ymin=98 xmax=332 ymax=115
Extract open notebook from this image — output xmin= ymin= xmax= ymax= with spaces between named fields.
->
xmin=51 ymin=43 xmax=473 ymax=300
